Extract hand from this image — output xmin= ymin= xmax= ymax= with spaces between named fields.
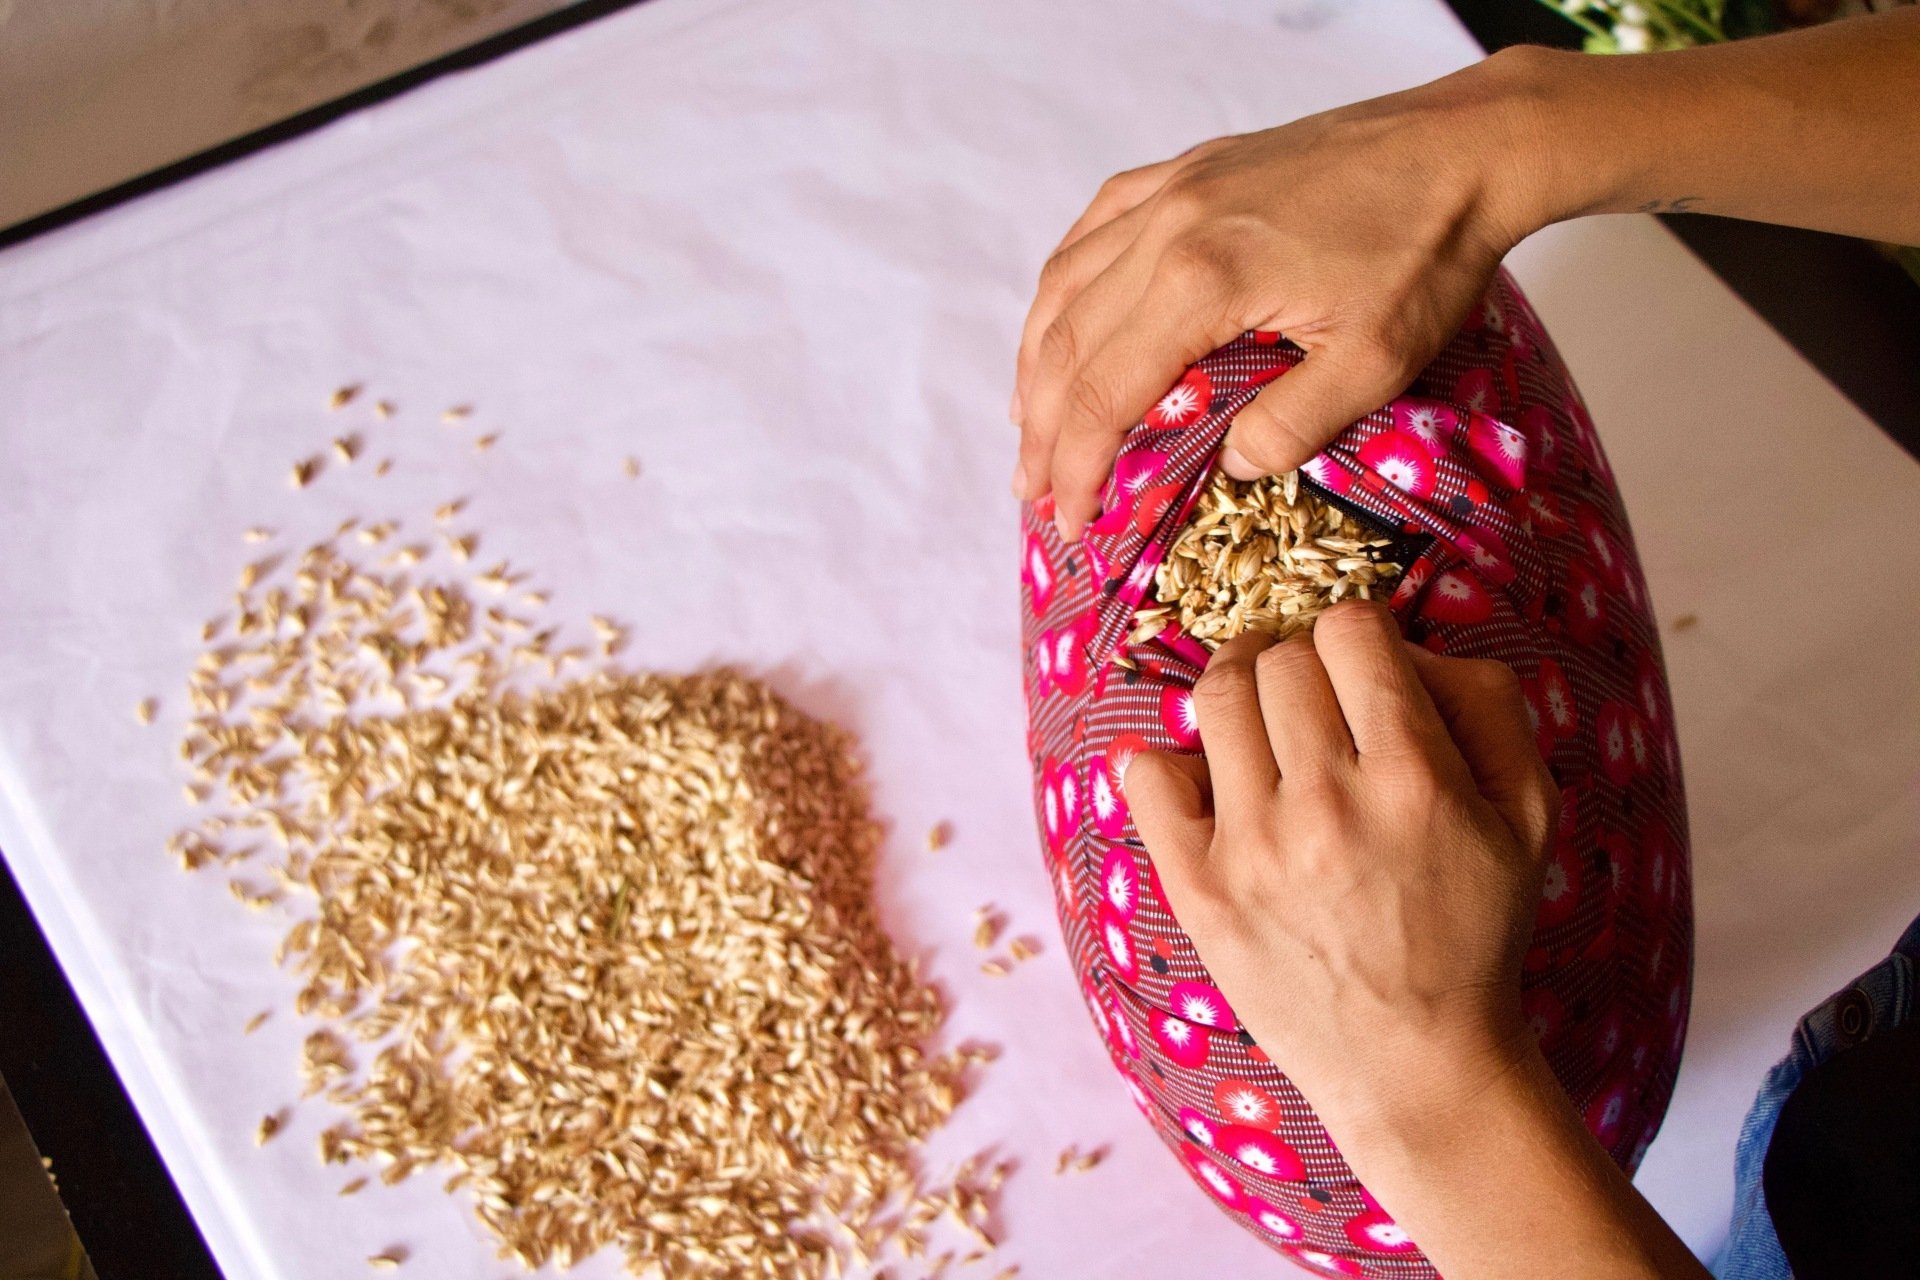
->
xmin=1121 ymin=602 xmax=1558 ymax=1141
xmin=1011 ymin=52 xmax=1544 ymax=542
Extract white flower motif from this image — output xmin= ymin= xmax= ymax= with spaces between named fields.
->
xmin=1053 ymin=632 xmax=1077 ymax=670
xmin=1171 ymin=691 xmax=1199 ymax=736
xmin=1375 ymin=457 xmax=1421 ymax=490
xmin=1158 ymin=1016 xmax=1193 ymax=1048
xmin=1590 ymin=529 xmax=1616 ymax=569
xmin=1029 ymin=545 xmax=1052 ymax=588
xmin=1542 ymin=862 xmax=1569 ymax=902
xmin=1579 ymin=582 xmax=1601 ymax=618
xmin=1546 ymin=684 xmax=1573 ymax=729
xmin=1184 ymin=1115 xmax=1215 ymax=1145
xmin=1436 ymin=574 xmax=1474 ymax=602
xmin=1198 ymin=1161 xmax=1234 ymax=1197
xmin=1365 ymin=1220 xmax=1412 ymax=1248
xmin=1156 ymin=383 xmax=1202 ymax=424
xmin=1231 ymin=1141 xmax=1278 ymax=1175
xmin=1256 ymin=1210 xmax=1299 ymax=1239
xmin=1176 ymin=992 xmax=1219 ymax=1026
xmin=1221 ymin=1086 xmax=1273 ymax=1125
xmin=1104 ymin=921 xmax=1132 ymax=967
xmin=1105 ymin=863 xmax=1134 ymax=914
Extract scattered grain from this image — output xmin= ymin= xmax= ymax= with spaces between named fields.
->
xmin=257 ymin=1111 xmax=286 ymax=1145
xmin=473 ymin=433 xmax=499 ymax=452
xmin=623 ymin=456 xmax=641 ymax=479
xmin=440 ymin=405 xmax=472 ymax=423
xmin=334 ymin=435 xmax=362 ymax=464
xmin=170 ymin=521 xmax=1002 ymax=1276
xmin=135 ymin=698 xmax=157 ymax=725
xmin=291 ymin=458 xmax=321 ymax=489
xmin=1672 ymin=613 xmax=1699 ymax=633
xmin=330 ymin=385 xmax=361 ymax=410
xmin=374 ymin=401 xmax=395 ymax=420
xmin=924 ymin=822 xmax=950 ymax=853
xmin=243 ymin=1010 xmax=271 ymax=1035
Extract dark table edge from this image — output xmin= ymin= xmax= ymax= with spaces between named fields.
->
xmin=1 ymin=3 xmax=1916 ymax=1278
xmin=0 ymin=0 xmax=658 ymax=253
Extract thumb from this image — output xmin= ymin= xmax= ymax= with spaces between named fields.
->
xmin=1120 ymin=749 xmax=1216 ymax=902
xmin=1220 ymin=343 xmax=1411 ymax=481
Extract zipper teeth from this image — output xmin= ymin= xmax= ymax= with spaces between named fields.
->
xmin=1295 ymin=470 xmax=1436 ymax=570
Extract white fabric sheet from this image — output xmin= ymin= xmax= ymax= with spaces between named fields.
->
xmin=2 ymin=0 xmax=1917 ymax=1276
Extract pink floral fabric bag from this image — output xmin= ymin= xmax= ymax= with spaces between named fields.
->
xmin=1020 ymin=269 xmax=1692 ymax=1278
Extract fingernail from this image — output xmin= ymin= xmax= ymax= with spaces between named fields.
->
xmin=1054 ymin=510 xmax=1077 ymax=544
xmin=1011 ymin=460 xmax=1029 ymax=498
xmin=1220 ymin=444 xmax=1263 ymax=481
xmin=1009 ymin=387 xmax=1024 ymax=425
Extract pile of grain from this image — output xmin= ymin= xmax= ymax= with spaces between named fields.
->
xmin=1130 ymin=469 xmax=1402 ymax=650
xmin=171 ymin=516 xmax=1000 ymax=1276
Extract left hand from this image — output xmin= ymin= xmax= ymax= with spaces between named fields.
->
xmin=1008 ymin=57 xmax=1540 ymax=543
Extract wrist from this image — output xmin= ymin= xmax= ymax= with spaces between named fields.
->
xmin=1310 ymin=1020 xmax=1554 ymax=1172
xmin=1465 ymin=44 xmax=1628 ymax=241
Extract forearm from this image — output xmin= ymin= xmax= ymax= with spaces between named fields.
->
xmin=1491 ymin=11 xmax=1920 ymax=245
xmin=1323 ymin=1043 xmax=1711 ymax=1280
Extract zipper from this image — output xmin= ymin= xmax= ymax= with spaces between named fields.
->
xmin=1296 ymin=470 xmax=1437 ymax=578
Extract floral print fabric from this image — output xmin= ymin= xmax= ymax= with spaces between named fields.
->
xmin=1020 ymin=270 xmax=1692 ymax=1278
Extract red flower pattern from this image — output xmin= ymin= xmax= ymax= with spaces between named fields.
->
xmin=1148 ymin=367 xmax=1213 ymax=429
xmin=1023 ymin=273 xmax=1687 ymax=1279
xmin=1356 ymin=429 xmax=1438 ymax=499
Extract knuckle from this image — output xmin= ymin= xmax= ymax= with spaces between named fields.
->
xmin=1312 ymin=597 xmax=1392 ymax=645
xmin=1037 ymin=246 xmax=1077 ymax=295
xmin=1062 ymin=373 xmax=1122 ymax=435
xmin=1159 ymin=230 xmax=1237 ymax=293
xmin=1035 ymin=316 xmax=1082 ymax=376
xmin=1280 ymin=767 xmax=1346 ymax=814
xmin=1193 ymin=661 xmax=1255 ymax=712
xmin=1339 ymin=324 xmax=1421 ymax=388
xmin=1151 ymin=172 xmax=1217 ymax=226
xmin=1253 ymin=636 xmax=1315 ymax=682
xmin=1466 ymin=657 xmax=1523 ymax=696
xmin=1097 ymin=169 xmax=1142 ymax=203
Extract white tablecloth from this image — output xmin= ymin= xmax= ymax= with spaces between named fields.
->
xmin=3 ymin=1 xmax=1918 ymax=1276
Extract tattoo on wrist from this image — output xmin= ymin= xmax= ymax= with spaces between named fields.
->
xmin=1633 ymin=195 xmax=1704 ymax=214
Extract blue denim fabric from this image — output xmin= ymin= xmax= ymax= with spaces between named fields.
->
xmin=1711 ymin=915 xmax=1920 ymax=1279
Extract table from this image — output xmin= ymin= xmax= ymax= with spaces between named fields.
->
xmin=4 ymin=0 xmax=1919 ymax=1275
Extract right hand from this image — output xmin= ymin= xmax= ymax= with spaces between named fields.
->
xmin=1011 ymin=50 xmax=1548 ymax=543
xmin=1121 ymin=603 xmax=1559 ymax=1142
